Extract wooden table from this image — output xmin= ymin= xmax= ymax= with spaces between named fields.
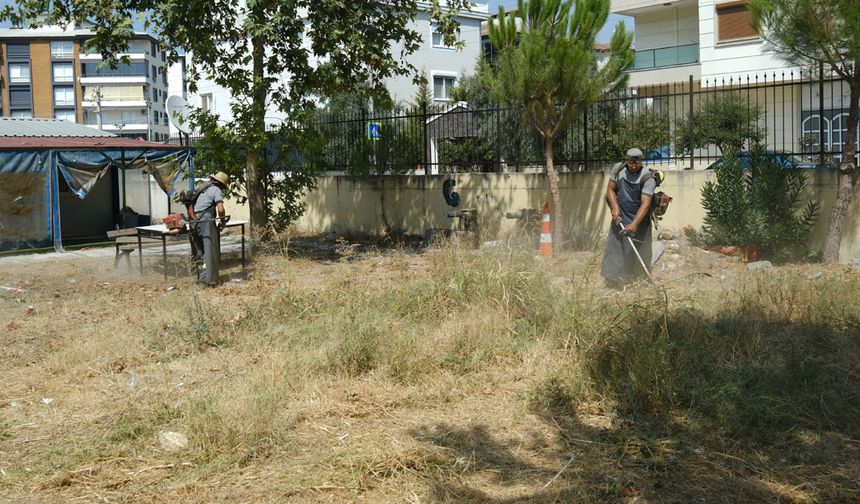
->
xmin=135 ymin=220 xmax=248 ymax=278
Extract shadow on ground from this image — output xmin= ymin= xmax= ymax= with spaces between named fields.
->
xmin=410 ymin=300 xmax=860 ymax=503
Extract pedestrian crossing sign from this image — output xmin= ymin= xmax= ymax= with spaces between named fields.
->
xmin=367 ymin=122 xmax=382 ymax=141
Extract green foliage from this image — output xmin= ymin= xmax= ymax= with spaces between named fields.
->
xmin=314 ymin=87 xmax=424 ymax=176
xmin=750 ymin=0 xmax=860 ymax=262
xmin=675 ymin=93 xmax=765 ymax=156
xmin=700 ymin=147 xmax=819 ymax=261
xmin=0 ymin=0 xmax=474 ymax=239
xmin=591 ymin=103 xmax=671 ymax=161
xmin=487 ymin=0 xmax=633 ymax=245
xmin=488 ymin=0 xmax=634 ymax=144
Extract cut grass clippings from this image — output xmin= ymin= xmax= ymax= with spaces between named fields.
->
xmin=1 ymin=236 xmax=858 ymax=503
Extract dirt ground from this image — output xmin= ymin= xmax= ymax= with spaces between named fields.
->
xmin=1 ymin=234 xmax=858 ymax=503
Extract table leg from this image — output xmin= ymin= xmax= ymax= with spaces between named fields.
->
xmin=137 ymin=234 xmax=144 ymax=274
xmin=241 ymin=223 xmax=246 ymax=271
xmin=162 ymin=235 xmax=167 ymax=280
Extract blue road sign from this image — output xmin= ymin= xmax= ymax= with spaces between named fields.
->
xmin=367 ymin=122 xmax=382 ymax=141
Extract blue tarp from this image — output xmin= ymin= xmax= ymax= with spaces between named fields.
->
xmin=0 ymin=147 xmax=194 ymax=252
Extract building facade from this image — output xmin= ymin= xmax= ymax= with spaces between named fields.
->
xmin=0 ymin=26 xmax=170 ymax=140
xmin=188 ymin=2 xmax=490 ymax=128
xmin=611 ymin=0 xmax=856 ymax=166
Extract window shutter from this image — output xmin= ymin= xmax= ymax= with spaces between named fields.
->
xmin=717 ymin=2 xmax=757 ymax=41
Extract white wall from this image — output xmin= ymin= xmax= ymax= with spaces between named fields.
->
xmin=384 ymin=11 xmax=486 ymax=105
xmin=697 ymin=0 xmax=798 ymax=83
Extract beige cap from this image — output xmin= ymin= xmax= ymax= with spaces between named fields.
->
xmin=209 ymin=171 xmax=229 ymax=187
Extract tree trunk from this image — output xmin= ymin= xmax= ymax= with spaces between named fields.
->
xmin=246 ymin=7 xmax=269 ymax=248
xmin=822 ymin=85 xmax=859 ymax=262
xmin=544 ymin=138 xmax=563 ymax=248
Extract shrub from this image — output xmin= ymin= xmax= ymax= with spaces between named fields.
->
xmin=700 ymin=147 xmax=819 ymax=261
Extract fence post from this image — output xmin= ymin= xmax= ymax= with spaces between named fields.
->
xmin=495 ymin=106 xmax=502 ymax=173
xmin=582 ymin=109 xmax=588 ymax=170
xmin=688 ymin=74 xmax=694 ymax=171
xmin=423 ymin=101 xmax=430 ymax=177
xmin=818 ymin=62 xmax=825 ymax=164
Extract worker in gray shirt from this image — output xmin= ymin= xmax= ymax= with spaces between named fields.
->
xmin=191 ymin=171 xmax=229 ymax=286
xmin=601 ymin=148 xmax=656 ymax=287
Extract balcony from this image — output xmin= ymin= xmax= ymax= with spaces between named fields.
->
xmin=633 ymin=43 xmax=699 ymax=71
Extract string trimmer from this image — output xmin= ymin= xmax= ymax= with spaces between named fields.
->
xmin=617 ymin=220 xmax=654 ymax=283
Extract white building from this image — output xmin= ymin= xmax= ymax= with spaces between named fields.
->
xmin=0 ymin=25 xmax=170 ymax=140
xmin=187 ymin=2 xmax=490 ymax=128
xmin=611 ymin=0 xmax=856 ymax=163
xmin=611 ymin=0 xmax=807 ymax=86
xmin=79 ymin=35 xmax=171 ymax=141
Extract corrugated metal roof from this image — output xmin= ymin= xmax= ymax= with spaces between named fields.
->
xmin=0 ymin=118 xmax=117 ymax=138
xmin=0 ymin=136 xmax=183 ymax=150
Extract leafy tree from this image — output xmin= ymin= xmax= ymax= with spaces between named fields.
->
xmin=2 ymin=0 xmax=471 ymax=246
xmin=674 ymin=93 xmax=765 ymax=157
xmin=700 ymin=147 xmax=819 ymax=262
xmin=749 ymin=0 xmax=860 ymax=262
xmin=449 ymin=60 xmax=543 ymax=170
xmin=591 ymin=103 xmax=671 ymax=162
xmin=487 ymin=0 xmax=633 ymax=247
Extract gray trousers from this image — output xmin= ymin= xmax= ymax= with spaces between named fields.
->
xmin=601 ymin=222 xmax=652 ymax=286
xmin=192 ymin=216 xmax=221 ymax=286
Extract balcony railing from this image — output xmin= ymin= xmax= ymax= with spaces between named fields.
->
xmin=633 ymin=43 xmax=699 ymax=70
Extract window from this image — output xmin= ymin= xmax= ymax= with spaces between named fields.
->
xmin=200 ymin=93 xmax=213 ymax=112
xmin=51 ymin=40 xmax=74 ymax=59
xmin=152 ymin=65 xmax=157 ymax=80
xmin=716 ymin=1 xmax=758 ymax=42
xmin=55 ymin=109 xmax=76 ymax=122
xmin=54 ymin=86 xmax=76 ymax=107
xmin=431 ymin=25 xmax=459 ymax=49
xmin=10 ymin=109 xmax=32 ymax=118
xmin=85 ymin=85 xmax=145 ymax=101
xmin=433 ymin=75 xmax=456 ymax=101
xmin=81 ymin=62 xmax=148 ymax=77
xmin=152 ymin=87 xmax=158 ymax=102
xmin=9 ymin=88 xmax=32 ymax=108
xmin=53 ymin=62 xmax=74 ymax=83
xmin=7 ymin=43 xmax=29 ymax=59
xmin=9 ymin=63 xmax=30 ymax=84
xmin=151 ymin=40 xmax=157 ymax=57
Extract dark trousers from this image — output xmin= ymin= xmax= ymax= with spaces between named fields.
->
xmin=601 ymin=222 xmax=652 ymax=286
xmin=192 ymin=217 xmax=221 ymax=286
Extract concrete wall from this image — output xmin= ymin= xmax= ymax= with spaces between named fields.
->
xmin=225 ymin=170 xmax=860 ymax=262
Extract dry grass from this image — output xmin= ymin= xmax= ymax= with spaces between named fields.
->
xmin=1 ymin=235 xmax=859 ymax=503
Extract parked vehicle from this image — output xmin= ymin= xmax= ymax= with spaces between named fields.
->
xmin=705 ymin=151 xmax=832 ymax=170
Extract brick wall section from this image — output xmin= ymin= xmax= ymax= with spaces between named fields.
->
xmin=0 ymin=44 xmax=7 ymax=116
xmin=74 ymin=40 xmax=83 ymax=123
xmin=30 ymin=40 xmax=52 ymax=118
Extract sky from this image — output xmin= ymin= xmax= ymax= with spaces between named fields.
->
xmin=487 ymin=0 xmax=633 ymax=43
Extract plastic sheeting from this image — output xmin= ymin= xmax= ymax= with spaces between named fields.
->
xmin=0 ymin=147 xmax=194 ymax=252
xmin=0 ymin=151 xmax=53 ymax=250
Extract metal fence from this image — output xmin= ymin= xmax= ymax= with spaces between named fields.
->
xmin=170 ymin=68 xmax=858 ymax=174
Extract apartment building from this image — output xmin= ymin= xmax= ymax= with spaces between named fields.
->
xmin=0 ymin=26 xmax=170 ymax=140
xmin=190 ymin=2 xmax=490 ymax=127
xmin=611 ymin=0 xmax=856 ymax=163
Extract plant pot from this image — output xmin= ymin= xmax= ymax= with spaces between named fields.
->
xmin=743 ymin=242 xmax=760 ymax=262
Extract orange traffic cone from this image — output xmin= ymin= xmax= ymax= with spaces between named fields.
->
xmin=539 ymin=202 xmax=552 ymax=257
